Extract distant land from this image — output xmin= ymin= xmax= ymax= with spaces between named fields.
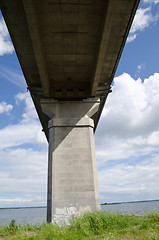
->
xmin=0 ymin=199 xmax=159 ymax=209
xmin=101 ymin=199 xmax=159 ymax=205
xmin=0 ymin=206 xmax=46 ymax=210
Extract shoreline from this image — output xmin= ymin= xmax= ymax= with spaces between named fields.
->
xmin=1 ymin=199 xmax=159 ymax=210
xmin=0 ymin=206 xmax=46 ymax=210
xmin=101 ymin=199 xmax=159 ymax=205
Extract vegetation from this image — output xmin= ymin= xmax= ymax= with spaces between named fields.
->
xmin=0 ymin=211 xmax=159 ymax=239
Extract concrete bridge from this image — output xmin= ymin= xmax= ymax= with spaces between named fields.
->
xmin=1 ymin=0 xmax=139 ymax=223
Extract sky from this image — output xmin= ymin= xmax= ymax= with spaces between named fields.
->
xmin=0 ymin=0 xmax=159 ymax=208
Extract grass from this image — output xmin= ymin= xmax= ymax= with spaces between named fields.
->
xmin=0 ymin=211 xmax=159 ymax=239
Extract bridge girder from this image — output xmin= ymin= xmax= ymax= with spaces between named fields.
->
xmin=1 ymin=0 xmax=139 ymax=140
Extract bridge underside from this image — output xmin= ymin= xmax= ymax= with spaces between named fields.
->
xmin=1 ymin=0 xmax=139 ymax=223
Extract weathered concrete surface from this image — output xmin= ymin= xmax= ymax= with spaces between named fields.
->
xmin=41 ymin=99 xmax=100 ymax=223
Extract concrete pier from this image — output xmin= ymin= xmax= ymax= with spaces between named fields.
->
xmin=41 ymin=99 xmax=101 ymax=223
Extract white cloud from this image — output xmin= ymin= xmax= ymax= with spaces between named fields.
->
xmin=137 ymin=64 xmax=145 ymax=73
xmin=143 ymin=0 xmax=159 ymax=4
xmin=0 ymin=148 xmax=47 ymax=193
xmin=97 ymin=72 xmax=159 ymax=142
xmin=0 ymin=66 xmax=26 ymax=89
xmin=0 ymin=17 xmax=14 ymax=55
xmin=1 ymin=72 xmax=159 ymax=206
xmin=130 ymin=8 xmax=153 ymax=33
xmin=126 ymin=34 xmax=137 ymax=43
xmin=127 ymin=7 xmax=159 ymax=42
xmin=0 ymin=92 xmax=48 ymax=207
xmin=15 ymin=92 xmax=38 ymax=122
xmin=96 ymin=72 xmax=159 ymax=202
xmin=0 ymin=92 xmax=47 ymax=149
xmin=0 ymin=195 xmax=46 ymax=208
xmin=99 ymin=154 xmax=159 ymax=203
xmin=0 ymin=101 xmax=13 ymax=114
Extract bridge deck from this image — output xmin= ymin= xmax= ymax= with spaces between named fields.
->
xmin=1 ymin=0 xmax=139 ymax=139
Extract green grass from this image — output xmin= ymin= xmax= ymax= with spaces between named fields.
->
xmin=0 ymin=211 xmax=159 ymax=239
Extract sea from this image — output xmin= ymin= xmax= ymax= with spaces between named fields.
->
xmin=0 ymin=200 xmax=159 ymax=226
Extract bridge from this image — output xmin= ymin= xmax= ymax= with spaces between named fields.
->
xmin=1 ymin=0 xmax=139 ymax=223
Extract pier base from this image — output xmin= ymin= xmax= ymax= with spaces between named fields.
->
xmin=41 ymin=99 xmax=101 ymax=224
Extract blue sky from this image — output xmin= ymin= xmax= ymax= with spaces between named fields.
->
xmin=0 ymin=0 xmax=159 ymax=207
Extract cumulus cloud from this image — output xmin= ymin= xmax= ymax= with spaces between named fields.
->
xmin=0 ymin=101 xmax=13 ymax=114
xmin=15 ymin=92 xmax=38 ymax=122
xmin=1 ymin=73 xmax=159 ymax=206
xmin=0 ymin=92 xmax=47 ymax=207
xmin=0 ymin=92 xmax=47 ymax=149
xmin=96 ymin=73 xmax=159 ymax=143
xmin=127 ymin=7 xmax=159 ymax=43
xmin=130 ymin=8 xmax=154 ymax=33
xmin=0 ymin=17 xmax=14 ymax=55
xmin=96 ymin=72 xmax=159 ymax=202
xmin=99 ymin=154 xmax=159 ymax=203
xmin=0 ymin=148 xmax=47 ymax=193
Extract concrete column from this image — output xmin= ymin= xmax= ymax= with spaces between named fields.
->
xmin=41 ymin=99 xmax=101 ymax=224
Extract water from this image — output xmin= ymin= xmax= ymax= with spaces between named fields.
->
xmin=0 ymin=200 xmax=159 ymax=226
xmin=0 ymin=207 xmax=47 ymax=226
xmin=101 ymin=200 xmax=159 ymax=216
